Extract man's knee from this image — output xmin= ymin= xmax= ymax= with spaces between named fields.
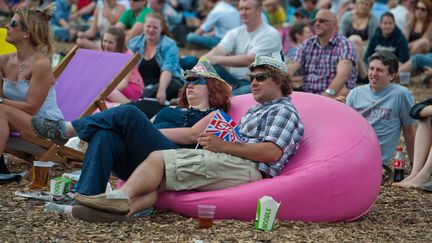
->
xmin=146 ymin=151 xmax=165 ymax=170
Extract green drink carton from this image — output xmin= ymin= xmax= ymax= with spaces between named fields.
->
xmin=50 ymin=177 xmax=72 ymax=195
xmin=255 ymin=196 xmax=280 ymax=231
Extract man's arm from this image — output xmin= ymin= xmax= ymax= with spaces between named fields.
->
xmin=199 ymin=132 xmax=283 ymax=163
xmin=402 ymin=124 xmax=416 ymax=164
xmin=286 ymin=60 xmax=301 ymax=76
xmin=206 ymin=46 xmax=255 ymax=67
xmin=323 ymin=59 xmax=353 ymax=97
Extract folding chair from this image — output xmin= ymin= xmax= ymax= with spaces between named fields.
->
xmin=5 ymin=46 xmax=141 ymax=165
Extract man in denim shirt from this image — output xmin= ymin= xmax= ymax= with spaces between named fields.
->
xmin=74 ymin=56 xmax=304 ymax=221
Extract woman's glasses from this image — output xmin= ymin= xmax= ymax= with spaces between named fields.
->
xmin=416 ymin=6 xmax=427 ymax=11
xmin=186 ymin=76 xmax=207 ymax=85
xmin=249 ymin=73 xmax=271 ymax=82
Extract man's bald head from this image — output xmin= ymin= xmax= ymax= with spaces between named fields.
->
xmin=315 ymin=9 xmax=337 ymax=22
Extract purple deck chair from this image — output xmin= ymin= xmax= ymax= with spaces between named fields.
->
xmin=6 ymin=46 xmax=140 ymax=164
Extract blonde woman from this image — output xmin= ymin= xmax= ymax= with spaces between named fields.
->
xmin=0 ymin=3 xmax=63 ymax=173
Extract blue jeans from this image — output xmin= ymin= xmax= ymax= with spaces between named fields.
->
xmin=411 ymin=53 xmax=432 ymax=71
xmin=73 ymin=105 xmax=178 ymax=195
xmin=186 ymin=33 xmax=221 ymax=50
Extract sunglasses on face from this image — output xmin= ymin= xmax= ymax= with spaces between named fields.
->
xmin=9 ymin=19 xmax=18 ymax=28
xmin=312 ymin=18 xmax=334 ymax=24
xmin=186 ymin=76 xmax=207 ymax=85
xmin=249 ymin=72 xmax=271 ymax=82
xmin=416 ymin=6 xmax=427 ymax=11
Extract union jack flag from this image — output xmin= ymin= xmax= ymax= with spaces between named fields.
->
xmin=205 ymin=110 xmax=244 ymax=143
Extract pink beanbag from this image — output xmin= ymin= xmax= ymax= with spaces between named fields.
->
xmin=155 ymin=92 xmax=382 ymax=222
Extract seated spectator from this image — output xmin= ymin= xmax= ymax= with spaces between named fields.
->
xmin=0 ymin=4 xmax=64 ymax=173
xmin=281 ymin=7 xmax=310 ymax=59
xmin=339 ymin=51 xmax=415 ymax=177
xmin=339 ymin=0 xmax=379 ymax=83
xmin=102 ymin=27 xmax=144 ymax=103
xmin=303 ymin=0 xmax=318 ymax=21
xmin=364 ymin=12 xmax=409 ymax=66
xmin=387 ymin=0 xmax=409 ymax=30
xmin=402 ymin=0 xmax=432 ymax=55
xmin=148 ymin=0 xmax=183 ymax=31
xmin=206 ymin=0 xmax=282 ymax=95
xmin=115 ymin=0 xmax=152 ymax=42
xmin=186 ymin=0 xmax=241 ymax=50
xmin=70 ymin=0 xmax=96 ymax=21
xmin=393 ymin=98 xmax=432 ymax=189
xmin=76 ymin=0 xmax=125 ymax=50
xmin=263 ymin=0 xmax=286 ymax=29
xmin=286 ymin=22 xmax=312 ymax=58
xmin=51 ymin=0 xmax=78 ymax=42
xmin=287 ymin=9 xmax=357 ymax=97
xmin=30 ymin=57 xmax=232 ymax=196
xmin=128 ymin=13 xmax=183 ymax=105
xmin=67 ymin=56 xmax=304 ymax=222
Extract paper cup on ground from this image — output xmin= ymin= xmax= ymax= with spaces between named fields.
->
xmin=399 ymin=72 xmax=411 ymax=85
xmin=32 ymin=161 xmax=55 ymax=189
xmin=255 ymin=196 xmax=280 ymax=231
xmin=50 ymin=177 xmax=72 ymax=195
xmin=197 ymin=205 xmax=216 ymax=229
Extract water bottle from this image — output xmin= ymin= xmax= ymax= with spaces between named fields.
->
xmin=393 ymin=146 xmax=405 ymax=182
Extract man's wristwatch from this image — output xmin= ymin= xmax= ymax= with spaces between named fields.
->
xmin=324 ymin=88 xmax=336 ymax=96
xmin=0 ymin=97 xmax=3 ymax=104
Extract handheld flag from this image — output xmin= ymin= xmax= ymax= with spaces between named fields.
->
xmin=205 ymin=110 xmax=244 ymax=143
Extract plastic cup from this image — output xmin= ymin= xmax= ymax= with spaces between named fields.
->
xmin=399 ymin=72 xmax=411 ymax=85
xmin=197 ymin=205 xmax=216 ymax=229
xmin=31 ymin=161 xmax=55 ymax=189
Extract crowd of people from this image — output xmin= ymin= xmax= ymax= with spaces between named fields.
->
xmin=0 ymin=0 xmax=432 ymax=223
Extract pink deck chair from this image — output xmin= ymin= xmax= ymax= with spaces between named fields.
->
xmin=6 ymin=46 xmax=141 ymax=165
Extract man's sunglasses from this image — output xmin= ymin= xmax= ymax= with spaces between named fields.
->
xmin=312 ymin=18 xmax=334 ymax=24
xmin=249 ymin=72 xmax=271 ymax=82
xmin=186 ymin=76 xmax=207 ymax=85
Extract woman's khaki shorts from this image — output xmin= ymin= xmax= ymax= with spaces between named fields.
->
xmin=161 ymin=149 xmax=262 ymax=192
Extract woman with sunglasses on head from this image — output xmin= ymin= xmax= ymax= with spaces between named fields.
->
xmin=403 ymin=0 xmax=432 ymax=55
xmin=128 ymin=12 xmax=183 ymax=106
xmin=31 ymin=57 xmax=232 ymax=197
xmin=0 ymin=3 xmax=63 ymax=175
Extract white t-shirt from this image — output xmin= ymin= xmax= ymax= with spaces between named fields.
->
xmin=390 ymin=5 xmax=409 ymax=31
xmin=218 ymin=23 xmax=282 ymax=80
xmin=201 ymin=1 xmax=241 ymax=39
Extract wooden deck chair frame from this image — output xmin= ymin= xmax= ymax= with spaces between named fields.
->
xmin=5 ymin=46 xmax=141 ymax=167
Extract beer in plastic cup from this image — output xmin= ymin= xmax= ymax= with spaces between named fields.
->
xmin=197 ymin=205 xmax=216 ymax=229
xmin=255 ymin=196 xmax=280 ymax=231
xmin=31 ymin=161 xmax=55 ymax=189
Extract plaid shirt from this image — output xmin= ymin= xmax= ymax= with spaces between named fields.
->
xmin=291 ymin=34 xmax=358 ymax=94
xmin=239 ymin=97 xmax=304 ymax=177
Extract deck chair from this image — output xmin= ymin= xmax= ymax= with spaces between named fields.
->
xmin=5 ymin=46 xmax=141 ymax=165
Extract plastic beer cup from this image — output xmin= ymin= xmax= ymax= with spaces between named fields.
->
xmin=197 ymin=205 xmax=216 ymax=229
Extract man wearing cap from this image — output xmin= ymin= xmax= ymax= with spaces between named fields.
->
xmin=287 ymin=9 xmax=358 ymax=98
xmin=73 ymin=56 xmax=304 ymax=220
xmin=205 ymin=0 xmax=283 ymax=95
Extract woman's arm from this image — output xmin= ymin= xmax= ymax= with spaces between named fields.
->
xmin=2 ymin=57 xmax=53 ymax=115
xmin=159 ymin=111 xmax=216 ymax=145
xmin=156 ymin=70 xmax=172 ymax=104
